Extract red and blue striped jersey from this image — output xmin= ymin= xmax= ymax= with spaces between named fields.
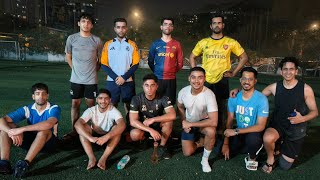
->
xmin=148 ymin=39 xmax=183 ymax=79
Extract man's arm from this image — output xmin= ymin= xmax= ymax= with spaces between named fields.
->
xmin=189 ymin=53 xmax=198 ymax=68
xmin=129 ymin=112 xmax=161 ymax=140
xmin=182 ymin=111 xmax=218 ymax=129
xmin=96 ymin=118 xmax=126 ymax=146
xmin=176 ymin=43 xmax=184 ymax=71
xmin=143 ymin=107 xmax=176 ymax=126
xmin=225 ymin=116 xmax=267 ymax=137
xmin=147 ymin=44 xmax=155 ymax=72
xmin=0 ymin=116 xmax=14 ymax=132
xmin=66 ymin=52 xmax=72 ymax=69
xmin=177 ymin=102 xmax=186 ymax=121
xmin=74 ymin=118 xmax=97 ymax=143
xmin=222 ymin=112 xmax=235 ymax=160
xmin=228 ymin=52 xmax=248 ymax=77
xmin=100 ymin=42 xmax=118 ymax=80
xmin=8 ymin=117 xmax=58 ymax=136
xmin=262 ymin=83 xmax=276 ymax=97
xmin=288 ymin=84 xmax=318 ymax=124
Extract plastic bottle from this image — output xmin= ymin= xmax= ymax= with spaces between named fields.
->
xmin=117 ymin=155 xmax=130 ymax=170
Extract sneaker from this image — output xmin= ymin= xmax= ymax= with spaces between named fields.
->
xmin=13 ymin=160 xmax=29 ymax=178
xmin=158 ymin=145 xmax=171 ymax=159
xmin=201 ymin=158 xmax=212 ymax=173
xmin=0 ymin=160 xmax=12 ymax=175
xmin=244 ymin=156 xmax=258 ymax=171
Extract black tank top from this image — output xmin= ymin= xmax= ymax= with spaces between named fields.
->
xmin=272 ymin=80 xmax=309 ymax=140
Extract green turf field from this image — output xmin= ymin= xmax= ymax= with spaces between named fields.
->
xmin=0 ymin=60 xmax=320 ymax=179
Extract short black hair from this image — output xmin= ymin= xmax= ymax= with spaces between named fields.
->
xmin=210 ymin=13 xmax=224 ymax=23
xmin=279 ymin=57 xmax=299 ymax=69
xmin=240 ymin=67 xmax=258 ymax=78
xmin=161 ymin=17 xmax=174 ymax=25
xmin=78 ymin=13 xmax=94 ymax=24
xmin=31 ymin=83 xmax=48 ymax=94
xmin=114 ymin=18 xmax=127 ymax=26
xmin=189 ymin=67 xmax=206 ymax=75
xmin=97 ymin=88 xmax=111 ymax=98
xmin=143 ymin=73 xmax=158 ymax=83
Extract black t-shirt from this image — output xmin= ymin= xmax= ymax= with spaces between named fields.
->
xmin=271 ymin=80 xmax=309 ymax=140
xmin=130 ymin=92 xmax=173 ymax=121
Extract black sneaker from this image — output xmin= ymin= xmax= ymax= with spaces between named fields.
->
xmin=13 ymin=160 xmax=29 ymax=178
xmin=158 ymin=145 xmax=171 ymax=160
xmin=0 ymin=160 xmax=12 ymax=175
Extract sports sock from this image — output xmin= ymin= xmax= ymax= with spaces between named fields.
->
xmin=201 ymin=148 xmax=212 ymax=172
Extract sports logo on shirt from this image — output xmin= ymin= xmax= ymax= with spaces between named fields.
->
xmin=142 ymin=105 xmax=147 ymax=111
xmin=170 ymin=53 xmax=174 ymax=58
xmin=223 ymin=44 xmax=229 ymax=50
xmin=110 ymin=47 xmax=115 ymax=50
xmin=126 ymin=46 xmax=130 ymax=51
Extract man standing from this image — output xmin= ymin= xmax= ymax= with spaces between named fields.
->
xmin=189 ymin=14 xmax=248 ymax=133
xmin=148 ymin=17 xmax=184 ymax=105
xmin=0 ymin=83 xmax=61 ymax=178
xmin=129 ymin=74 xmax=176 ymax=159
xmin=177 ymin=67 xmax=218 ymax=173
xmin=101 ymin=18 xmax=140 ymax=116
xmin=222 ymin=67 xmax=269 ymax=171
xmin=261 ymin=57 xmax=318 ymax=173
xmin=75 ymin=89 xmax=125 ymax=170
xmin=65 ymin=13 xmax=103 ymax=140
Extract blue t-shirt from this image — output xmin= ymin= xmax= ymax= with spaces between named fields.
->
xmin=228 ymin=90 xmax=269 ymax=128
xmin=7 ymin=102 xmax=61 ymax=127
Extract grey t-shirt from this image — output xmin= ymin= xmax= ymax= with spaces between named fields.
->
xmin=65 ymin=33 xmax=102 ymax=84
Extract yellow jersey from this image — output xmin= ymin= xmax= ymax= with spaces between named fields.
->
xmin=192 ymin=36 xmax=244 ymax=84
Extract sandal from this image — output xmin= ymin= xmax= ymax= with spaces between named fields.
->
xmin=261 ymin=161 xmax=276 ymax=174
xmin=244 ymin=156 xmax=258 ymax=171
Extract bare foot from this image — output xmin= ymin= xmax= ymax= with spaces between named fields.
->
xmin=87 ymin=159 xmax=96 ymax=170
xmin=97 ymin=159 xmax=106 ymax=170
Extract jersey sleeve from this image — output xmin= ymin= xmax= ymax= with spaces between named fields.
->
xmin=231 ymin=40 xmax=245 ymax=57
xmin=206 ymin=91 xmax=218 ymax=112
xmin=112 ymin=107 xmax=124 ymax=123
xmin=129 ymin=96 xmax=140 ymax=113
xmin=7 ymin=106 xmax=27 ymax=124
xmin=258 ymin=95 xmax=269 ymax=117
xmin=97 ymin=38 xmax=103 ymax=61
xmin=161 ymin=96 xmax=173 ymax=109
xmin=65 ymin=36 xmax=72 ymax=54
xmin=177 ymin=88 xmax=184 ymax=104
xmin=191 ymin=40 xmax=204 ymax=56
xmin=48 ymin=105 xmax=61 ymax=121
xmin=80 ymin=108 xmax=94 ymax=123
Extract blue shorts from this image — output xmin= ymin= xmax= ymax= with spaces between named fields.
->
xmin=181 ymin=127 xmax=201 ymax=141
xmin=106 ymin=81 xmax=135 ymax=104
xmin=21 ymin=131 xmax=57 ymax=153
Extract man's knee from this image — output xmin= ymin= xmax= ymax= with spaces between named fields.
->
xmin=130 ymin=129 xmax=144 ymax=141
xmin=71 ymin=99 xmax=81 ymax=109
xmin=36 ymin=130 xmax=52 ymax=139
xmin=263 ymin=129 xmax=278 ymax=144
xmin=279 ymin=155 xmax=294 ymax=170
xmin=161 ymin=121 xmax=173 ymax=131
xmin=203 ymin=127 xmax=216 ymax=139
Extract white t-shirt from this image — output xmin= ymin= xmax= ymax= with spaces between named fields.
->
xmin=80 ymin=105 xmax=123 ymax=132
xmin=178 ymin=85 xmax=218 ymax=122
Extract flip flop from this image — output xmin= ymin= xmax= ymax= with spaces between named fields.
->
xmin=261 ymin=162 xmax=276 ymax=174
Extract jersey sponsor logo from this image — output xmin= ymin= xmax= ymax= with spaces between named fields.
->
xmin=158 ymin=52 xmax=175 ymax=58
xmin=142 ymin=105 xmax=147 ymax=111
xmin=223 ymin=44 xmax=229 ymax=50
xmin=205 ymin=54 xmax=226 ymax=59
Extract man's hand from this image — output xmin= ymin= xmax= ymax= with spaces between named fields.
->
xmin=221 ymin=144 xmax=230 ymax=160
xmin=96 ymin=135 xmax=110 ymax=146
xmin=223 ymin=71 xmax=234 ymax=78
xmin=224 ymin=129 xmax=236 ymax=137
xmin=115 ymin=76 xmax=125 ymax=86
xmin=229 ymin=88 xmax=240 ymax=98
xmin=11 ymin=134 xmax=24 ymax=147
xmin=182 ymin=120 xmax=192 ymax=129
xmin=8 ymin=127 xmax=24 ymax=137
xmin=288 ymin=110 xmax=305 ymax=124
xmin=89 ymin=136 xmax=98 ymax=143
xmin=143 ymin=118 xmax=155 ymax=127
xmin=149 ymin=129 xmax=161 ymax=141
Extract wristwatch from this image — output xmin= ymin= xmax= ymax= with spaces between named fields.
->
xmin=234 ymin=128 xmax=239 ymax=135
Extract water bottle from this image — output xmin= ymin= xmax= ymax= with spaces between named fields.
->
xmin=117 ymin=155 xmax=130 ymax=170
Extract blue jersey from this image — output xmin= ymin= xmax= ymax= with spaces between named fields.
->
xmin=148 ymin=39 xmax=183 ymax=80
xmin=228 ymin=90 xmax=268 ymax=128
xmin=7 ymin=102 xmax=61 ymax=127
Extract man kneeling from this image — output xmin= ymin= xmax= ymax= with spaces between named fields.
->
xmin=0 ymin=83 xmax=61 ymax=178
xmin=75 ymin=89 xmax=125 ymax=170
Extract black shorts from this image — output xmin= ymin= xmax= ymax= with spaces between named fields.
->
xmin=106 ymin=81 xmax=135 ymax=104
xmin=70 ymin=83 xmax=98 ymax=99
xmin=21 ymin=131 xmax=57 ymax=153
xmin=205 ymin=77 xmax=229 ymax=99
xmin=157 ymin=79 xmax=176 ymax=105
xmin=273 ymin=127 xmax=305 ymax=159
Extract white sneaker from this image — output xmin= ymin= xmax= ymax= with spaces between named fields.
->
xmin=201 ymin=159 xmax=212 ymax=173
xmin=244 ymin=156 xmax=258 ymax=171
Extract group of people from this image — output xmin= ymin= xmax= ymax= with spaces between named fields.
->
xmin=0 ymin=13 xmax=318 ymax=178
